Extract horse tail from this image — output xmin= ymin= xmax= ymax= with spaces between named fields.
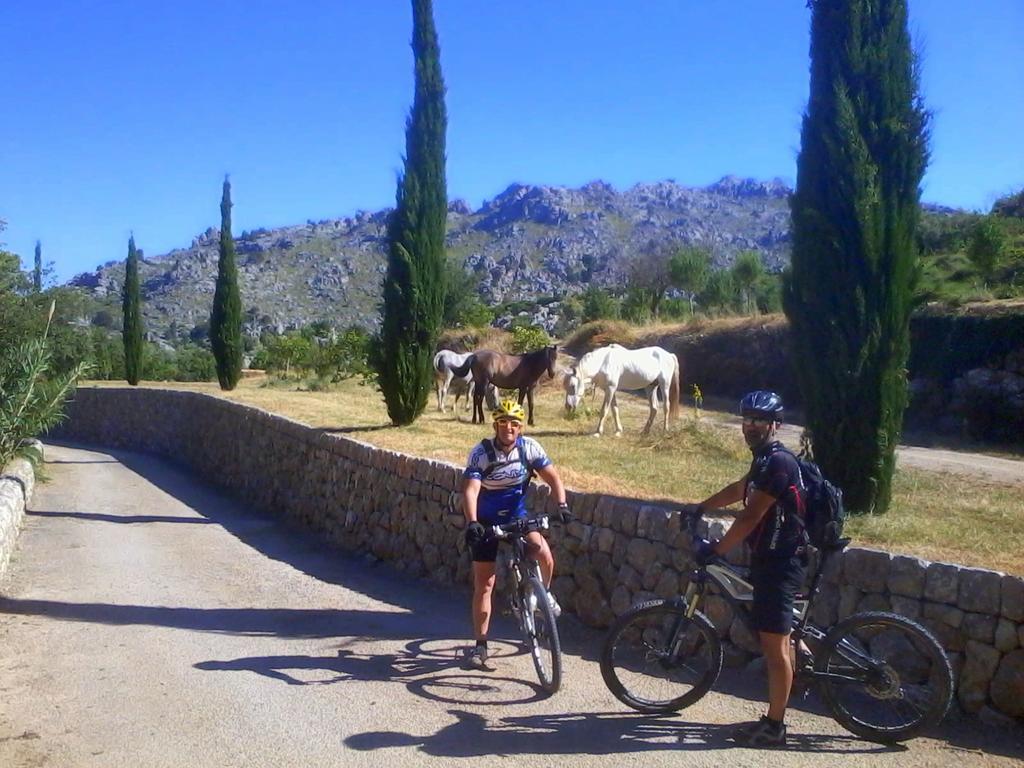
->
xmin=669 ymin=353 xmax=681 ymax=420
xmin=450 ymin=354 xmax=475 ymax=379
xmin=433 ymin=351 xmax=448 ymax=374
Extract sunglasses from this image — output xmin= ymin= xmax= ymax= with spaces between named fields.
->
xmin=495 ymin=419 xmax=523 ymax=428
xmin=741 ymin=416 xmax=773 ymax=427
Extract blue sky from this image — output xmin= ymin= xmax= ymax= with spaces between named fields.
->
xmin=2 ymin=1 xmax=1022 ymax=283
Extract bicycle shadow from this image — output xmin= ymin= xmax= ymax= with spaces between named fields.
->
xmin=194 ymin=638 xmax=550 ymax=705
xmin=345 ymin=708 xmax=891 ymax=757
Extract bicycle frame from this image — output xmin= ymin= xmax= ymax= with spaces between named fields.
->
xmin=680 ymin=535 xmax=891 ymax=688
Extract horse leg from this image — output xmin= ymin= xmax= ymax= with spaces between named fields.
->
xmin=660 ymin=379 xmax=670 ymax=431
xmin=473 ymin=383 xmax=484 ymax=424
xmin=594 ymin=386 xmax=615 ymax=437
xmin=440 ymin=369 xmax=454 ymax=412
xmin=641 ymin=386 xmax=658 ymax=435
xmin=525 ymin=387 xmax=535 ymax=426
xmin=611 ymin=393 xmax=623 ymax=436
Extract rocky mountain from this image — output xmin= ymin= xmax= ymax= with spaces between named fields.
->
xmin=68 ymin=175 xmax=793 ymax=338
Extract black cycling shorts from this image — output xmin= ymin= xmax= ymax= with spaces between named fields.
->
xmin=470 ymin=537 xmax=500 ymax=563
xmin=749 ymin=554 xmax=806 ymax=635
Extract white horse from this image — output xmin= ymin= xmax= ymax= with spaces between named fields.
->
xmin=433 ymin=349 xmax=473 ymax=412
xmin=564 ymin=344 xmax=681 ymax=436
xmin=433 ymin=349 xmax=499 ymax=415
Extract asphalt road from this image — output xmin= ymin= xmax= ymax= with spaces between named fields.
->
xmin=1 ymin=443 xmax=1021 ymax=767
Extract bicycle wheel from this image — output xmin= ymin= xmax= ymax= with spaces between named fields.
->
xmin=600 ymin=599 xmax=722 ymax=713
xmin=520 ymin=577 xmax=562 ymax=694
xmin=815 ymin=611 xmax=953 ymax=743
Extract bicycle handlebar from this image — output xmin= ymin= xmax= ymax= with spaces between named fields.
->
xmin=487 ymin=514 xmax=551 ymax=540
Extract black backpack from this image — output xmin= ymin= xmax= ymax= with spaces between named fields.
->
xmin=792 ymin=453 xmax=847 ymax=549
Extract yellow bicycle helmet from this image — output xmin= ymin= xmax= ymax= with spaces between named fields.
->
xmin=492 ymin=398 xmax=526 ymax=423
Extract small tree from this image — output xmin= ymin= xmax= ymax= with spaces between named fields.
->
xmin=698 ymin=270 xmax=738 ymax=314
xmin=966 ymin=216 xmax=1007 ymax=284
xmin=122 ymin=235 xmax=144 ymax=385
xmin=210 ymin=176 xmax=243 ymax=390
xmin=669 ymin=246 xmax=711 ymax=315
xmin=627 ymin=240 xmax=675 ymax=318
xmin=33 ymin=241 xmax=42 ymax=293
xmin=581 ymin=286 xmax=619 ymax=322
xmin=730 ymin=250 xmax=764 ymax=315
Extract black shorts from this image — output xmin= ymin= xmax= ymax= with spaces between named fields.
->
xmin=470 ymin=536 xmax=500 ymax=563
xmin=749 ymin=554 xmax=806 ymax=635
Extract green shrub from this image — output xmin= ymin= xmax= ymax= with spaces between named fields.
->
xmin=0 ymin=304 xmax=89 ymax=467
xmin=510 ymin=325 xmax=552 ymax=354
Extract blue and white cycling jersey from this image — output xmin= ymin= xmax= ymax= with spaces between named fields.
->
xmin=463 ymin=436 xmax=552 ymax=524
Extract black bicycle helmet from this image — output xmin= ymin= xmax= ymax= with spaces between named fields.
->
xmin=739 ymin=390 xmax=784 ymax=422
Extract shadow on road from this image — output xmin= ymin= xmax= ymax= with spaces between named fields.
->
xmin=194 ymin=638 xmax=550 ymax=706
xmin=27 ymin=510 xmax=217 ymax=525
xmin=0 ymin=597 xmax=463 ymax=640
xmin=345 ymin=708 xmax=894 ymax=757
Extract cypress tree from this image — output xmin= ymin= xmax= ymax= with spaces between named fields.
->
xmin=33 ymin=241 xmax=42 ymax=293
xmin=376 ymin=0 xmax=448 ymax=425
xmin=784 ymin=0 xmax=929 ymax=514
xmin=210 ymin=176 xmax=243 ymax=390
xmin=122 ymin=235 xmax=144 ymax=386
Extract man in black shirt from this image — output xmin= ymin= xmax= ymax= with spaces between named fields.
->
xmin=696 ymin=390 xmax=805 ymax=748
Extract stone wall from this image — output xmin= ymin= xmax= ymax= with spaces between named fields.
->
xmin=51 ymin=387 xmax=1023 ymax=722
xmin=0 ymin=448 xmax=38 ymax=580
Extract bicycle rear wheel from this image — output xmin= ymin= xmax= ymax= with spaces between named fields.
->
xmin=815 ymin=611 xmax=953 ymax=743
xmin=600 ymin=599 xmax=722 ymax=713
xmin=520 ymin=577 xmax=562 ymax=693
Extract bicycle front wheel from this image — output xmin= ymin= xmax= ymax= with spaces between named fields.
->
xmin=600 ymin=599 xmax=722 ymax=713
xmin=521 ymin=577 xmax=562 ymax=694
xmin=815 ymin=611 xmax=953 ymax=743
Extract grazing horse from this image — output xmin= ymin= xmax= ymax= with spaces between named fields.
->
xmin=433 ymin=349 xmax=473 ymax=412
xmin=564 ymin=343 xmax=680 ymax=436
xmin=450 ymin=346 xmax=558 ymax=426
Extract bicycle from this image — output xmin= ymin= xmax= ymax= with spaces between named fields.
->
xmin=486 ymin=514 xmax=563 ymax=693
xmin=599 ymin=509 xmax=953 ymax=743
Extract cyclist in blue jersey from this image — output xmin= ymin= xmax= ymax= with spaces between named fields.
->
xmin=461 ymin=398 xmax=570 ymax=670
xmin=695 ymin=390 xmax=806 ymax=748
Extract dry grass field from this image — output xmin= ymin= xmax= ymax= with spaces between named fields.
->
xmin=82 ymin=374 xmax=1024 ymax=575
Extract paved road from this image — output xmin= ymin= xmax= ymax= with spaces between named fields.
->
xmin=1 ymin=443 xmax=1021 ymax=768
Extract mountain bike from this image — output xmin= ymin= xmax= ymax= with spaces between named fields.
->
xmin=487 ymin=514 xmax=563 ymax=693
xmin=599 ymin=510 xmax=953 ymax=743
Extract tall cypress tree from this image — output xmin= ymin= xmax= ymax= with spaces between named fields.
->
xmin=210 ymin=176 xmax=243 ymax=390
xmin=33 ymin=241 xmax=42 ymax=293
xmin=784 ymin=0 xmax=929 ymax=514
xmin=122 ymin=235 xmax=144 ymax=386
xmin=376 ymin=0 xmax=448 ymax=425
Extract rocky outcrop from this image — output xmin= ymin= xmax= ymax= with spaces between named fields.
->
xmin=66 ymin=176 xmax=793 ymax=338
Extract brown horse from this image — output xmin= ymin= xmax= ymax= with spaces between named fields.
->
xmin=450 ymin=346 xmax=558 ymax=425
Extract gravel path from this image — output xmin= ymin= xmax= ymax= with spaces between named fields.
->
xmin=1 ymin=443 xmax=1021 ymax=767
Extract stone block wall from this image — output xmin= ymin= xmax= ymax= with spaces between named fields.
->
xmin=0 ymin=449 xmax=38 ymax=579
xmin=51 ymin=387 xmax=1023 ymax=722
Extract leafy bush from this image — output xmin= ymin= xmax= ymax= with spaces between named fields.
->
xmin=510 ymin=325 xmax=552 ymax=354
xmin=0 ymin=305 xmax=89 ymax=468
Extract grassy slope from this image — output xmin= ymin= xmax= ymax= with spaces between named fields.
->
xmin=84 ymin=375 xmax=1024 ymax=575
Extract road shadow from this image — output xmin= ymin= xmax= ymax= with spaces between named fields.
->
xmin=0 ymin=596 xmax=462 ymax=640
xmin=345 ymin=709 xmax=892 ymax=757
xmin=43 ymin=439 xmax=458 ymax=619
xmin=194 ymin=638 xmax=549 ymax=705
xmin=27 ymin=510 xmax=217 ymax=525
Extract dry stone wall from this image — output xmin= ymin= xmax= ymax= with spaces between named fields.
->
xmin=0 ymin=448 xmax=38 ymax=580
xmin=52 ymin=388 xmax=1023 ymax=722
